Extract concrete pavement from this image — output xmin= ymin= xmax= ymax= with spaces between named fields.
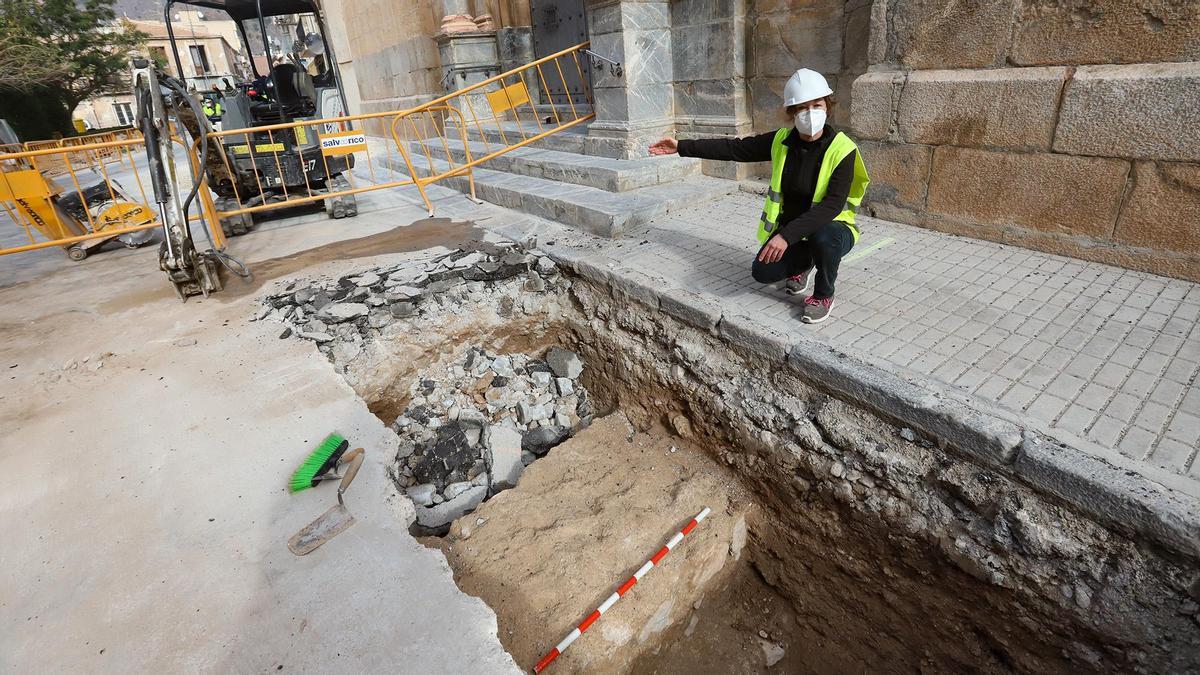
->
xmin=0 ymin=188 xmax=521 ymax=673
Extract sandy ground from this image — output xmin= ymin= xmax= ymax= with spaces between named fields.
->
xmin=436 ymin=413 xmax=756 ymax=673
xmin=630 ymin=562 xmax=869 ymax=674
xmin=0 ymin=193 xmax=524 ymax=673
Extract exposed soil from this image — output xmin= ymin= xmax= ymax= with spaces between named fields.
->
xmin=217 ymin=218 xmax=487 ymax=300
xmin=435 ymin=413 xmax=759 ymax=673
xmin=428 ymin=411 xmax=875 ymax=675
xmin=294 ymin=256 xmax=1200 ymax=673
xmin=629 ymin=563 xmax=861 ymax=675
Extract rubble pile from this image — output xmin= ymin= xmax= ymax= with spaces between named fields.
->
xmin=255 ymin=244 xmax=562 ymax=362
xmin=255 ymin=244 xmax=589 ymax=534
xmin=390 ymin=345 xmax=593 ymax=534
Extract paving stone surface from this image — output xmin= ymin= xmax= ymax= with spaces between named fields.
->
xmin=608 ymin=192 xmax=1200 ymax=482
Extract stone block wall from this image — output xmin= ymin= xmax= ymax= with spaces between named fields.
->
xmin=747 ymin=0 xmax=872 ymax=133
xmin=655 ymin=0 xmax=871 ymax=177
xmin=334 ymin=0 xmax=445 ymax=137
xmin=669 ymin=0 xmax=751 ymax=178
xmin=670 ymin=0 xmax=749 ymax=134
xmin=854 ymin=1 xmax=1200 ymax=281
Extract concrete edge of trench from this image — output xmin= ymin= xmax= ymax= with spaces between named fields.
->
xmin=536 ymin=242 xmax=1200 ymax=562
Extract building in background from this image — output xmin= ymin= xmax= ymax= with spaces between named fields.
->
xmin=75 ymin=14 xmax=249 ymax=130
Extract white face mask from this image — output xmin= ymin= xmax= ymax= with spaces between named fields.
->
xmin=794 ymin=108 xmax=826 ymax=136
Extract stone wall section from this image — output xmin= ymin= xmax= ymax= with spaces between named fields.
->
xmin=659 ymin=0 xmax=872 ymax=179
xmin=582 ymin=1 xmax=676 ymax=159
xmin=747 ymin=0 xmax=871 ymax=133
xmin=335 ymin=0 xmax=445 ymax=137
xmin=854 ymin=1 xmax=1200 ymax=281
xmin=668 ymin=0 xmax=752 ymax=178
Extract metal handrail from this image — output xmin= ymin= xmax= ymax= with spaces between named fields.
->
xmin=199 ymin=41 xmax=595 ymax=220
xmin=583 ymin=49 xmax=623 ymax=77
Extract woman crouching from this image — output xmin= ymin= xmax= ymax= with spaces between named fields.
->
xmin=650 ymin=68 xmax=869 ymax=324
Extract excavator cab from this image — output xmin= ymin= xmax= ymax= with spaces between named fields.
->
xmin=163 ymin=0 xmax=357 ymax=236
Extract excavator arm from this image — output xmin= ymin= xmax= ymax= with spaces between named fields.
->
xmin=131 ymin=58 xmax=223 ymax=300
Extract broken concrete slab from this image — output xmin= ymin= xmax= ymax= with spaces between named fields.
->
xmin=485 ymin=425 xmax=524 ymax=491
xmin=318 ymin=302 xmax=370 ymax=323
xmin=415 ymin=485 xmax=487 ymax=529
xmin=546 ymin=347 xmax=583 ymax=379
xmin=555 ymin=377 xmax=573 ymax=397
xmin=522 ymin=425 xmax=570 ymax=457
xmin=407 ymin=483 xmax=437 ymax=507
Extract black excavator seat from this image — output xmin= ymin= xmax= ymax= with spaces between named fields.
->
xmin=269 ymin=63 xmax=317 ymax=117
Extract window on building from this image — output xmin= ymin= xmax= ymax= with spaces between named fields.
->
xmin=189 ymin=45 xmax=211 ymax=76
xmin=149 ymin=46 xmax=168 ymax=70
xmin=114 ymin=102 xmax=134 ymax=127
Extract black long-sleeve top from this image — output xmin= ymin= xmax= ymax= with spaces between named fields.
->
xmin=677 ymin=125 xmax=855 ymax=244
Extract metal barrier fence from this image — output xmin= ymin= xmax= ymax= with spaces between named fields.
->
xmin=202 ymin=40 xmax=595 ymax=223
xmin=0 ymin=133 xmax=222 ymax=260
xmin=0 ymin=41 xmax=593 ymax=261
xmin=22 ymin=128 xmax=142 ymax=176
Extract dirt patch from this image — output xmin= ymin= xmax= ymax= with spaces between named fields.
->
xmin=440 ymin=413 xmax=755 ymax=673
xmin=628 ymin=562 xmax=862 ymax=675
xmin=217 ymin=218 xmax=487 ymax=300
xmin=93 ymin=218 xmax=485 ymax=314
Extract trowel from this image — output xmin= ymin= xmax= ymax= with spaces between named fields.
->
xmin=288 ymin=447 xmax=365 ymax=556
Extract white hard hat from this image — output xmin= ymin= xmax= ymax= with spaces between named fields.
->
xmin=783 ymin=68 xmax=833 ymax=107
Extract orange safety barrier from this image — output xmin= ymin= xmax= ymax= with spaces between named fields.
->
xmin=0 ymin=134 xmax=223 ymax=260
xmin=22 ymin=128 xmax=141 ymax=176
xmin=1 ymin=40 xmax=595 ymax=259
xmin=201 ymin=41 xmax=595 ymax=222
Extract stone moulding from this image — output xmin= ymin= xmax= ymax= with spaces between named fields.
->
xmin=439 ymin=13 xmax=479 ymax=35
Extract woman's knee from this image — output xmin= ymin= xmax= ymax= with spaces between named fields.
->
xmin=751 ymin=261 xmax=786 ymax=284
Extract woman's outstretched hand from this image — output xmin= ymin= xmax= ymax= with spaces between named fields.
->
xmin=649 ymin=138 xmax=678 ymax=155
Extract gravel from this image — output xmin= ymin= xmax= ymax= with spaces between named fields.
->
xmin=257 ymin=244 xmax=581 ymax=532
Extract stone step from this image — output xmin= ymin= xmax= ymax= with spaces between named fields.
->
xmin=531 ymin=102 xmax=593 ymax=118
xmin=405 ymin=136 xmax=701 ymax=192
xmin=457 ymin=119 xmax=591 ymax=155
xmin=378 ymin=153 xmax=738 ymax=238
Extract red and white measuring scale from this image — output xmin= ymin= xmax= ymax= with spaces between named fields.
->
xmin=533 ymin=506 xmax=712 ymax=673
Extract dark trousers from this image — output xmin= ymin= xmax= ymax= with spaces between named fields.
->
xmin=751 ymin=221 xmax=855 ymax=298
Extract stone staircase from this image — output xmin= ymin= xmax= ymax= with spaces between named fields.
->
xmin=373 ymin=118 xmax=738 ymax=238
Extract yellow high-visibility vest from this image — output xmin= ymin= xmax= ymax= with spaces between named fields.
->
xmin=757 ymin=128 xmax=870 ymax=245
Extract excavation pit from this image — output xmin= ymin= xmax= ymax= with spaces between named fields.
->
xmin=262 ymin=244 xmax=1200 ymax=673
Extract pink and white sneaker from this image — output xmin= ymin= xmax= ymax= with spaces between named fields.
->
xmin=784 ymin=268 xmax=813 ymax=296
xmin=802 ymin=295 xmax=834 ymax=323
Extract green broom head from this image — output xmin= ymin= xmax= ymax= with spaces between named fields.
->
xmin=289 ymin=433 xmax=349 ymax=493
